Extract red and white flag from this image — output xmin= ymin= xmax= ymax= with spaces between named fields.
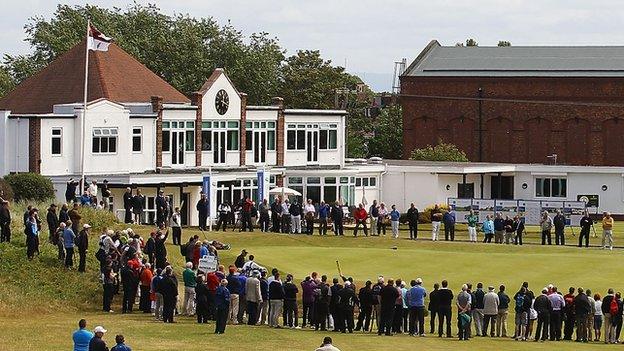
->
xmin=87 ymin=24 xmax=112 ymax=51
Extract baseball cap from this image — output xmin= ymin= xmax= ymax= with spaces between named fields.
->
xmin=83 ymin=224 xmax=91 ymax=229
xmin=93 ymin=326 xmax=107 ymax=333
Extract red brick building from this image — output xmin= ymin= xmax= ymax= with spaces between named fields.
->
xmin=400 ymin=40 xmax=624 ymax=166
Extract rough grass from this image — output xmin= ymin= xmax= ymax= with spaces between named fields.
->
xmin=0 ymin=216 xmax=622 ymax=350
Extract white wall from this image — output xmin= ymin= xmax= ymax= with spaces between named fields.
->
xmin=3 ymin=116 xmax=29 ymax=174
xmin=381 ymin=170 xmax=439 ymax=211
xmin=39 ymin=118 xmax=76 ymax=175
xmin=0 ymin=111 xmax=9 ymax=175
xmin=201 ymin=74 xmax=241 ymax=121
xmin=161 ymin=108 xmax=198 ymax=168
xmin=283 ymin=113 xmax=345 ymax=167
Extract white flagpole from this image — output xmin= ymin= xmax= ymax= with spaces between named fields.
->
xmin=208 ymin=166 xmax=213 ymax=232
xmin=80 ymin=19 xmax=90 ymax=194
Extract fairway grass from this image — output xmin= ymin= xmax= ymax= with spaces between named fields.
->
xmin=1 ymin=225 xmax=622 ymax=350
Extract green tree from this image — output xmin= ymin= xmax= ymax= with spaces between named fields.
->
xmin=0 ymin=66 xmax=15 ymax=97
xmin=410 ymin=140 xmax=469 ymax=162
xmin=366 ymin=105 xmax=403 ymax=159
xmin=465 ymin=38 xmax=478 ymax=46
xmin=498 ymin=40 xmax=511 ymax=47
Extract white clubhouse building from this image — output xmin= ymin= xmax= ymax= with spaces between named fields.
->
xmin=1 ymin=41 xmax=623 ymax=225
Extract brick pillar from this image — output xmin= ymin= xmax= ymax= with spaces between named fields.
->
xmin=240 ymin=93 xmax=248 ymax=165
xmin=273 ymin=97 xmax=285 ymax=166
xmin=191 ymin=92 xmax=203 ymax=167
xmin=28 ymin=118 xmax=41 ymax=173
xmin=151 ymin=96 xmax=164 ymax=169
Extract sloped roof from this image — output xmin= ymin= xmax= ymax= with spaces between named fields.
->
xmin=0 ymin=40 xmax=189 ymax=114
xmin=403 ymin=40 xmax=624 ymax=77
xmin=197 ymin=68 xmax=240 ymax=95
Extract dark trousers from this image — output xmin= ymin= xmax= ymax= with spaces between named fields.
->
xmin=303 ymin=302 xmax=314 ymax=326
xmin=172 ymin=227 xmax=181 ymax=245
xmin=409 ymin=221 xmax=418 ymax=239
xmin=78 ymin=250 xmax=86 ymax=272
xmin=64 ymin=247 xmax=74 ymax=267
xmin=438 ymin=308 xmax=452 ymax=337
xmin=483 ymin=314 xmax=497 ymax=336
xmin=392 ymin=305 xmax=403 ymax=332
xmin=197 ymin=301 xmax=209 ymax=323
xmin=124 ymin=208 xmax=132 ymax=223
xmin=103 ymin=283 xmax=114 ymax=311
xmin=541 ymin=230 xmax=552 ymax=245
xmin=429 ymin=309 xmax=438 ymax=333
xmin=378 ymin=306 xmax=395 ymax=335
xmin=484 ymin=233 xmax=493 ymax=243
xmin=26 ymin=235 xmax=39 ymax=259
xmin=356 ymin=304 xmax=372 ymax=331
xmin=0 ymin=222 xmax=11 ymax=242
xmin=207 ymin=291 xmax=216 ymax=320
xmin=563 ymin=312 xmax=575 ymax=340
xmin=334 ymin=220 xmax=344 ymax=236
xmin=319 ymin=218 xmax=328 ymax=235
xmin=535 ymin=313 xmax=550 ymax=340
xmin=240 ymin=212 xmax=253 ymax=231
xmin=259 ymin=214 xmax=270 ymax=232
xmin=247 ymin=301 xmax=259 ymax=325
xmin=549 ymin=311 xmax=562 ymax=340
xmin=198 ymin=213 xmax=207 ymax=230
xmin=377 ymin=221 xmax=386 ymax=235
xmin=163 ymin=298 xmax=176 ymax=322
xmin=515 ymin=229 xmax=524 ymax=245
xmin=555 ymin=228 xmax=565 ymax=245
xmin=215 ymin=306 xmax=228 ymax=333
xmin=444 ymin=224 xmax=455 ymax=241
xmin=305 ymin=217 xmax=314 ymax=235
xmin=216 ymin=214 xmax=228 ymax=231
xmin=122 ymin=286 xmax=136 ymax=313
xmin=579 ymin=228 xmax=590 ymax=247
xmin=353 ymin=219 xmax=368 ymax=236
xmin=458 ymin=313 xmax=470 ymax=340
xmin=331 ymin=306 xmax=342 ymax=331
xmin=409 ymin=306 xmax=425 ymax=335
xmin=575 ymin=314 xmax=588 ymax=341
xmin=341 ymin=307 xmax=355 ymax=332
xmin=271 ymin=214 xmax=280 ymax=233
xmin=315 ymin=303 xmax=328 ymax=330
xmin=139 ymin=285 xmax=151 ymax=312
xmin=281 ymin=215 xmax=291 ymax=233
xmin=284 ymin=299 xmax=298 ymax=327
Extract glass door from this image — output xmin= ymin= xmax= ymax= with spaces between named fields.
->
xmin=254 ymin=130 xmax=267 ymax=163
xmin=213 ymin=131 xmax=226 ymax=164
xmin=171 ymin=130 xmax=185 ymax=165
xmin=307 ymin=130 xmax=318 ymax=163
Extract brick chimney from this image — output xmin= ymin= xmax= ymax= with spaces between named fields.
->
xmin=273 ymin=97 xmax=285 ymax=167
xmin=28 ymin=118 xmax=41 ymax=173
xmin=239 ymin=93 xmax=248 ymax=166
xmin=151 ymin=96 xmax=164 ymax=169
xmin=191 ymin=92 xmax=203 ymax=167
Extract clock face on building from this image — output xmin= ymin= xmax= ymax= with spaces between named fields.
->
xmin=215 ymin=89 xmax=229 ymax=115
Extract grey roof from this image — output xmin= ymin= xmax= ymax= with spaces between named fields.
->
xmin=403 ymin=40 xmax=624 ymax=77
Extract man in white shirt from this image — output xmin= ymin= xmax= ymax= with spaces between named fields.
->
xmin=304 ymin=199 xmax=316 ymax=235
xmin=281 ymin=199 xmax=291 ymax=233
xmin=315 ymin=336 xmax=341 ymax=351
xmin=88 ymin=180 xmax=98 ymax=205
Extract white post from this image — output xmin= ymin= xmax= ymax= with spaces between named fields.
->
xmin=208 ymin=166 xmax=213 ymax=232
xmin=80 ymin=19 xmax=90 ymax=193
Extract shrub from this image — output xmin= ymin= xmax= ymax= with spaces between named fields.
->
xmin=3 ymin=173 xmax=55 ymax=202
xmin=419 ymin=203 xmax=450 ymax=223
xmin=0 ymin=178 xmax=14 ymax=201
xmin=410 ymin=139 xmax=469 ymax=162
xmin=75 ymin=206 xmax=120 ymax=232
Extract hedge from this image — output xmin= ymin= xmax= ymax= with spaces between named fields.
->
xmin=3 ymin=173 xmax=55 ymax=202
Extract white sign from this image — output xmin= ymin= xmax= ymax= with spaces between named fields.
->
xmin=518 ymin=200 xmax=542 ymax=225
xmin=198 ymin=255 xmax=218 ymax=274
xmin=473 ymin=199 xmax=495 ymax=223
xmin=448 ymin=198 xmax=473 ymax=223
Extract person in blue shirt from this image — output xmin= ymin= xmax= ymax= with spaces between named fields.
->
xmin=80 ymin=191 xmax=91 ymax=206
xmin=63 ymin=221 xmax=76 ymax=268
xmin=390 ymin=205 xmax=401 ymax=239
xmin=482 ymin=215 xmax=494 ymax=243
xmin=442 ymin=210 xmax=456 ymax=241
xmin=72 ymin=319 xmax=93 ymax=351
xmin=25 ymin=208 xmax=39 ymax=260
xmin=111 ymin=334 xmax=132 ymax=351
xmin=406 ymin=278 xmax=427 ymax=336
xmin=215 ymin=279 xmax=231 ymax=334
xmin=318 ymin=201 xmax=330 ymax=235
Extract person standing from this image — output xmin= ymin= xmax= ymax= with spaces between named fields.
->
xmin=281 ymin=199 xmax=291 ymax=233
xmin=304 ymin=199 xmax=316 ymax=235
xmin=513 ymin=215 xmax=525 ymax=245
xmin=377 ymin=203 xmax=388 ymax=236
xmin=0 ymin=200 xmax=10 ymax=243
xmin=338 ymin=281 xmax=358 ymax=333
xmin=390 ymin=205 xmax=401 ymax=239
xmin=258 ymin=199 xmax=270 ymax=232
xmin=88 ymin=326 xmax=108 ymax=351
xmin=602 ymin=212 xmax=614 ymax=250
xmin=215 ymin=279 xmax=231 ymax=334
xmin=428 ymin=283 xmax=440 ymax=334
xmin=170 ymin=207 xmax=182 ymax=245
xmin=430 ymin=204 xmax=442 ymax=241
xmin=65 ymin=178 xmax=79 ymax=203
xmin=497 ymin=285 xmax=510 ymax=337
xmin=161 ymin=266 xmax=178 ymax=323
xmin=443 ymin=209 xmax=456 ymax=241
xmin=289 ymin=198 xmax=303 ymax=234
xmin=594 ymin=293 xmax=603 ymax=342
xmin=437 ymin=280 xmax=453 ymax=338
xmin=465 ymin=210 xmax=478 ymax=243
xmin=132 ymin=189 xmax=145 ymax=225
xmin=246 ymin=270 xmax=263 ymax=325
xmin=602 ymin=288 xmax=615 ymax=343
xmin=282 ymin=274 xmax=299 ymax=328
xmin=330 ymin=202 xmax=344 ymax=236
xmin=330 ymin=278 xmax=344 ymax=332
xmin=563 ymin=287 xmax=576 ymax=340
xmin=547 ymin=286 xmax=564 ymax=341
xmin=25 ymin=209 xmax=40 ymax=260
xmin=138 ymin=263 xmax=153 ymax=313
xmin=318 ymin=201 xmax=330 ymax=235
xmin=369 ymin=200 xmax=379 ymax=236
xmin=101 ymin=180 xmax=111 ymax=210
xmin=355 ymin=280 xmax=373 ymax=332
xmin=503 ymin=215 xmax=514 ymax=245
xmin=270 ymin=198 xmax=282 ymax=233
xmin=406 ymin=203 xmax=419 ymax=240
xmin=269 ymin=272 xmax=285 ymax=328
xmin=195 ymin=275 xmax=210 ymax=323
xmin=122 ymin=188 xmax=133 ymax=224
xmin=76 ymin=224 xmax=90 ymax=272
xmin=68 ymin=203 xmax=81 ymax=235
xmin=514 ymin=287 xmax=530 ymax=341
xmin=73 ymin=319 xmax=94 ymax=351
xmin=226 ymin=267 xmax=241 ymax=324
xmin=406 ymin=278 xmax=427 ymax=336
xmin=378 ymin=279 xmax=399 ymax=336
xmin=46 ymin=204 xmax=59 ymax=243
xmin=457 ymin=284 xmax=472 ymax=341
xmin=353 ymin=203 xmax=368 ymax=237
xmin=534 ymin=288 xmax=552 ymax=341
xmin=182 ymin=262 xmax=196 ymax=316
xmin=120 ymin=264 xmax=138 ymax=314
xmin=240 ymin=196 xmax=254 ymax=232
xmin=540 ymin=211 xmax=553 ymax=245
xmin=574 ymin=287 xmax=591 ymax=342
xmin=473 ymin=283 xmax=486 ymax=336
xmin=553 ymin=210 xmax=566 ymax=246
xmin=196 ymin=193 xmax=209 ymax=231
xmin=154 ymin=230 xmax=168 ymax=270
xmin=493 ymin=212 xmax=505 ymax=244
xmin=216 ymin=201 xmax=231 ymax=231
xmin=482 ymin=215 xmax=494 ymax=243
xmin=579 ymin=210 xmax=592 ymax=248
xmin=155 ymin=190 xmax=167 ymax=228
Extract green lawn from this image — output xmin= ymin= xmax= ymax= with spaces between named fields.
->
xmin=0 ymin=223 xmax=622 ymax=351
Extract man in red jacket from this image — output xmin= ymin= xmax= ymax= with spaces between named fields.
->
xmin=353 ymin=203 xmax=369 ymax=237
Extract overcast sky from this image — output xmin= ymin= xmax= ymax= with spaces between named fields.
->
xmin=3 ymin=1 xmax=624 ymax=91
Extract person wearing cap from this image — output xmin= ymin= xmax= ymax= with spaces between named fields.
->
xmin=88 ymin=326 xmax=108 ymax=351
xmin=315 ymin=336 xmax=341 ymax=351
xmin=354 ymin=280 xmax=373 ymax=332
xmin=72 ymin=319 xmax=94 ymax=351
xmin=63 ymin=219 xmax=76 ymax=268
xmin=110 ymin=334 xmax=131 ymax=351
xmin=76 ymin=224 xmax=90 ymax=272
xmin=215 ymin=279 xmax=231 ymax=334
xmin=483 ymin=286 xmax=500 ymax=337
xmin=406 ymin=278 xmax=427 ymax=336
xmin=246 ymin=269 xmax=263 ymax=325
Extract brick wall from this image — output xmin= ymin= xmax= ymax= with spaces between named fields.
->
xmin=191 ymin=92 xmax=203 ymax=167
xmin=151 ymin=96 xmax=164 ymax=169
xmin=28 ymin=118 xmax=41 ymax=173
xmin=273 ymin=97 xmax=285 ymax=166
xmin=400 ymin=76 xmax=624 ymax=166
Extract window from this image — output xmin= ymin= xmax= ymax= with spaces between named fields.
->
xmin=51 ymin=128 xmax=62 ymax=155
xmin=92 ymin=128 xmax=118 ymax=154
xmin=355 ymin=177 xmax=377 ymax=188
xmin=319 ymin=130 xmax=328 ymax=149
xmin=201 ymin=131 xmax=211 ymax=151
xmin=296 ymin=130 xmax=305 ymax=150
xmin=185 ymin=130 xmax=194 ymax=151
xmin=132 ymin=127 xmax=142 ymax=152
xmin=246 ymin=130 xmax=253 ymax=151
xmin=227 ymin=130 xmax=239 ymax=150
xmin=287 ymin=130 xmax=296 ymax=150
xmin=267 ymin=130 xmax=275 ymax=150
xmin=329 ymin=130 xmax=338 ymax=149
xmin=162 ymin=130 xmax=170 ymax=151
xmin=535 ymin=177 xmax=567 ymax=198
